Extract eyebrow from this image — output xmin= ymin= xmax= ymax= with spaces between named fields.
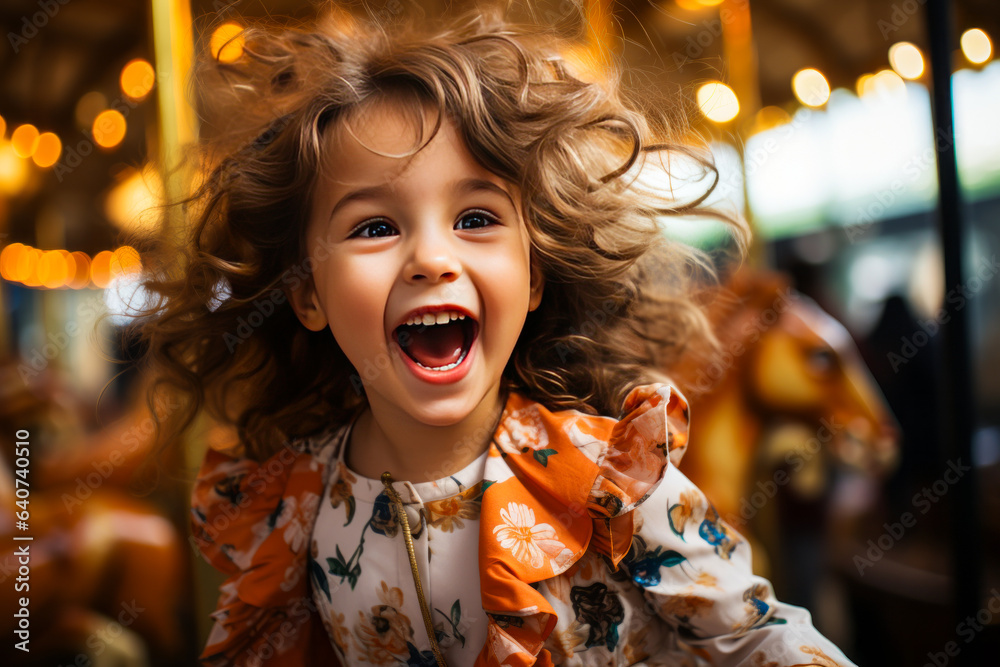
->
xmin=327 ymin=177 xmax=516 ymax=222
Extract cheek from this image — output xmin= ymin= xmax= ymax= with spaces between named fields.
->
xmin=317 ymin=257 xmax=391 ymax=351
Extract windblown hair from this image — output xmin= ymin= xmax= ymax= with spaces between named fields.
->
xmin=128 ymin=1 xmax=748 ymax=462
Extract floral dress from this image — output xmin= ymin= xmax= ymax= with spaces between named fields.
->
xmin=190 ymin=383 xmax=857 ymax=666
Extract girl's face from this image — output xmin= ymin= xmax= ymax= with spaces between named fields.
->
xmin=289 ymin=99 xmax=543 ymax=428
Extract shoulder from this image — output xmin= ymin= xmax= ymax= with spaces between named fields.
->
xmin=190 ymin=422 xmax=349 ymax=578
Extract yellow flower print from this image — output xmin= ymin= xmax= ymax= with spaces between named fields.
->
xmin=492 ymin=502 xmax=570 ymax=570
xmin=424 ymin=482 xmax=483 ymax=532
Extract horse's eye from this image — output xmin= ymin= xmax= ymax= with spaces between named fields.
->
xmin=808 ymin=347 xmax=837 ymax=374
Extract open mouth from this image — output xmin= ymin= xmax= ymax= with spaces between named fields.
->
xmin=392 ymin=309 xmax=478 ymax=372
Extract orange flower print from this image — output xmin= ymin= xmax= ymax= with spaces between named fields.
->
xmin=354 ymin=582 xmax=414 ymax=664
xmin=326 ymin=610 xmax=353 ymax=654
xmin=668 ymin=489 xmax=701 ymax=539
xmin=424 ymin=483 xmax=482 ymax=532
xmin=330 ymin=461 xmax=357 ymax=525
xmin=493 ymin=502 xmax=571 ymax=570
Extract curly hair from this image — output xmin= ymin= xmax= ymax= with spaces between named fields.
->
xmin=127 ymin=1 xmax=748 ymax=462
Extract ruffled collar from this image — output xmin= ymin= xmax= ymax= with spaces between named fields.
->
xmin=473 ymin=383 xmax=690 ymax=666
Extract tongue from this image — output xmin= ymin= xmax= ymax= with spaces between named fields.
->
xmin=403 ymin=321 xmax=466 ymax=369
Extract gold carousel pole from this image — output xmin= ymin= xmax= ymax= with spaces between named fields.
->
xmin=719 ymin=0 xmax=764 ymax=266
xmin=151 ymin=0 xmax=208 ymax=657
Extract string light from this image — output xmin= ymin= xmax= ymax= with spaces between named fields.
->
xmin=0 ymin=243 xmax=142 ymax=289
xmin=792 ymin=68 xmax=830 ymax=107
xmin=210 ymin=22 xmax=245 ymax=63
xmin=888 ymin=42 xmax=925 ymax=80
xmin=92 ymin=110 xmax=127 ymax=149
xmin=120 ymin=58 xmax=156 ymax=101
xmin=961 ymin=28 xmax=992 ymax=65
xmin=696 ymin=82 xmax=740 ymax=123
xmin=11 ymin=124 xmax=39 ymax=158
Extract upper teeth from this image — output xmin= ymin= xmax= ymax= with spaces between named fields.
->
xmin=404 ymin=311 xmax=468 ymax=326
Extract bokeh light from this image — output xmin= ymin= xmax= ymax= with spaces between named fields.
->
xmin=75 ymin=91 xmax=107 ymax=130
xmin=92 ymin=110 xmax=127 ymax=149
xmin=211 ymin=22 xmax=245 ymax=63
xmin=120 ymin=58 xmax=156 ymax=100
xmin=69 ymin=252 xmax=91 ymax=289
xmin=696 ymin=82 xmax=740 ymax=123
xmin=751 ymin=106 xmax=792 ymax=134
xmin=0 ymin=142 xmax=30 ymax=195
xmin=11 ymin=124 xmax=39 ymax=158
xmin=111 ymin=245 xmax=142 ymax=278
xmin=32 ymin=132 xmax=62 ymax=168
xmin=888 ymin=42 xmax=925 ymax=80
xmin=792 ymin=69 xmax=830 ymax=107
xmin=861 ymin=69 xmax=907 ymax=99
xmin=90 ymin=250 xmax=113 ymax=288
xmin=0 ymin=115 xmax=6 ymax=140
xmin=38 ymin=250 xmax=70 ymax=289
xmin=0 ymin=243 xmax=23 ymax=281
xmin=961 ymin=28 xmax=992 ymax=65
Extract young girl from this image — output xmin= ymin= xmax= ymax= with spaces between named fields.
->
xmin=134 ymin=4 xmax=856 ymax=666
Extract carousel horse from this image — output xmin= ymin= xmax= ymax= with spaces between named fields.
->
xmin=0 ymin=362 xmax=188 ymax=666
xmin=668 ymin=268 xmax=899 ymax=599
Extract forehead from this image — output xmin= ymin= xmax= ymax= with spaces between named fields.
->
xmin=319 ymin=96 xmax=488 ymax=187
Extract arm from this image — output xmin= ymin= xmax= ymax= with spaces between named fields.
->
xmin=620 ymin=463 xmax=856 ymax=667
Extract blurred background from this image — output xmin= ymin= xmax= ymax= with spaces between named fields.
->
xmin=0 ymin=0 xmax=997 ymax=665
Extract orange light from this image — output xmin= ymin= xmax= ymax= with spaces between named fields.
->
xmin=38 ymin=250 xmax=70 ymax=289
xmin=0 ymin=243 xmax=23 ymax=281
xmin=210 ymin=22 xmax=245 ymax=63
xmin=17 ymin=247 xmax=42 ymax=287
xmin=120 ymin=59 xmax=155 ymax=101
xmin=111 ymin=245 xmax=142 ymax=277
xmin=32 ymin=132 xmax=62 ymax=168
xmin=11 ymin=124 xmax=39 ymax=158
xmin=92 ymin=110 xmax=127 ymax=149
xmin=90 ymin=250 xmax=113 ymax=288
xmin=0 ymin=115 xmax=6 ymax=140
xmin=69 ymin=251 xmax=91 ymax=289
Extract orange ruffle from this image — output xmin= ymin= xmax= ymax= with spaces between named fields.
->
xmin=191 ymin=445 xmax=340 ymax=665
xmin=475 ymin=383 xmax=690 ymax=666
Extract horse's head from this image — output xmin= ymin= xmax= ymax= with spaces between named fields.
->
xmin=747 ymin=290 xmax=900 ymax=477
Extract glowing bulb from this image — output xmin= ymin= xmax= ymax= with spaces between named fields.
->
xmin=961 ymin=29 xmax=992 ymax=65
xmin=889 ymin=42 xmax=924 ymax=79
xmin=120 ymin=59 xmax=155 ymax=100
xmin=0 ymin=243 xmax=23 ymax=281
xmin=792 ymin=69 xmax=830 ymax=107
xmin=69 ymin=252 xmax=91 ymax=289
xmin=11 ymin=124 xmax=39 ymax=158
xmin=211 ymin=22 xmax=245 ymax=63
xmin=38 ymin=250 xmax=70 ymax=289
xmin=90 ymin=250 xmax=113 ymax=288
xmin=111 ymin=246 xmax=142 ymax=277
xmin=92 ymin=110 xmax=127 ymax=149
xmin=696 ymin=82 xmax=740 ymax=123
xmin=32 ymin=132 xmax=62 ymax=168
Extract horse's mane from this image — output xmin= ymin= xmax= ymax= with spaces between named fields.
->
xmin=669 ymin=268 xmax=794 ymax=396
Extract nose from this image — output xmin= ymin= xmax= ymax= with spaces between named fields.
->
xmin=403 ymin=227 xmax=462 ymax=284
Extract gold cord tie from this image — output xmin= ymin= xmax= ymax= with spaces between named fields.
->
xmin=381 ymin=472 xmax=448 ymax=667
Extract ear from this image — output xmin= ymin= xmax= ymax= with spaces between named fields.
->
xmin=528 ymin=262 xmax=545 ymax=312
xmin=285 ymin=274 xmax=329 ymax=332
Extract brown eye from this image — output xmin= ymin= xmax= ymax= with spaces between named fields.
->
xmin=351 ymin=220 xmax=397 ymax=238
xmin=455 ymin=209 xmax=498 ymax=230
